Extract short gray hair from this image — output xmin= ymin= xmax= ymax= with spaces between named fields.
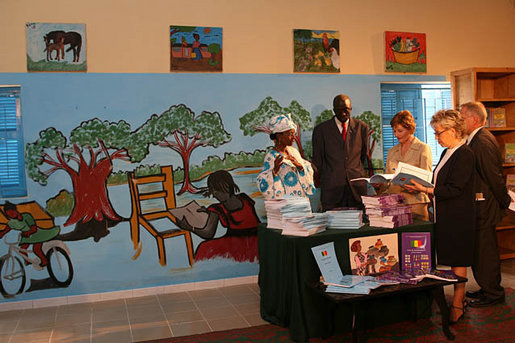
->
xmin=430 ymin=109 xmax=467 ymax=139
xmin=460 ymin=101 xmax=487 ymax=125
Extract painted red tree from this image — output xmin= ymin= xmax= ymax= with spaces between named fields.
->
xmin=25 ymin=120 xmax=139 ymax=242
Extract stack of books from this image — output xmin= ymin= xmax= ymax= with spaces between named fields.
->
xmin=326 ymin=208 xmax=364 ymax=229
xmin=361 ymin=194 xmax=413 ymax=228
xmin=264 ymin=197 xmax=328 ymax=236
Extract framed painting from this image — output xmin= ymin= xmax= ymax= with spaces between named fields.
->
xmin=26 ymin=22 xmax=86 ymax=72
xmin=170 ymin=26 xmax=223 ymax=72
xmin=385 ymin=31 xmax=426 ymax=73
xmin=349 ymin=233 xmax=399 ymax=276
xmin=293 ymin=29 xmax=339 ymax=73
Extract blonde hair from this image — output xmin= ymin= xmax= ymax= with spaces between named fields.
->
xmin=430 ymin=109 xmax=467 ymax=139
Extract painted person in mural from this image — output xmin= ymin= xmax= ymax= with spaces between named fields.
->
xmin=0 ymin=202 xmax=60 ymax=267
xmin=256 ymin=113 xmax=315 ymax=199
xmin=312 ymin=94 xmax=370 ymax=211
xmin=191 ymin=33 xmax=202 ymax=60
xmin=176 ymin=170 xmax=260 ymax=262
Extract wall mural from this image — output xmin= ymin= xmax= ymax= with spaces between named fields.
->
xmin=0 ymin=73 xmax=445 ymax=302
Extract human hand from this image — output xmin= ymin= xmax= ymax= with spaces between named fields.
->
xmin=273 ymin=155 xmax=284 ymax=174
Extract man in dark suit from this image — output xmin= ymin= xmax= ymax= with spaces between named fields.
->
xmin=312 ymin=94 xmax=370 ymax=211
xmin=461 ymin=101 xmax=511 ymax=307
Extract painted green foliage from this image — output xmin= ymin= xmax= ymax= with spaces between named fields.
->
xmin=239 ymin=96 xmax=312 ymax=157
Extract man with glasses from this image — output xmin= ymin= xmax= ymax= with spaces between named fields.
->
xmin=312 ymin=94 xmax=370 ymax=211
xmin=461 ymin=101 xmax=510 ymax=307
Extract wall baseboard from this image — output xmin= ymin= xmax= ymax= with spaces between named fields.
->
xmin=0 ymin=275 xmax=258 ymax=312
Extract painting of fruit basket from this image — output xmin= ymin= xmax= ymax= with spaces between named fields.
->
xmin=385 ymin=31 xmax=426 ymax=73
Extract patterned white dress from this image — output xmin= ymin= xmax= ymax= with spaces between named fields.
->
xmin=256 ymin=146 xmax=315 ymax=199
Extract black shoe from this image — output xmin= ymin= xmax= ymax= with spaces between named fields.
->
xmin=469 ymin=295 xmax=505 ymax=308
xmin=466 ymin=289 xmax=484 ymax=299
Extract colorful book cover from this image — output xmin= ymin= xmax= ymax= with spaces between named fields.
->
xmin=491 ymin=107 xmax=506 ymax=128
xmin=349 ymin=233 xmax=399 ymax=275
xmin=401 ymin=232 xmax=431 ymax=274
xmin=505 ymin=143 xmax=515 ymax=164
xmin=506 ymin=174 xmax=515 ymax=192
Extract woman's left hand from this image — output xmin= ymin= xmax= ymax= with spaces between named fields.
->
xmin=404 ymin=180 xmax=433 ymax=194
xmin=285 ymin=154 xmax=304 ymax=171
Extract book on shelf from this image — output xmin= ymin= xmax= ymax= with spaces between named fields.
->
xmin=487 ymin=107 xmax=506 ymax=128
xmin=505 ymin=143 xmax=515 ymax=164
xmin=506 ymin=174 xmax=515 ymax=192
xmin=352 ymin=162 xmax=433 ymax=188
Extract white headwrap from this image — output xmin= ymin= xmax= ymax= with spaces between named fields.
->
xmin=269 ymin=113 xmax=297 ymax=134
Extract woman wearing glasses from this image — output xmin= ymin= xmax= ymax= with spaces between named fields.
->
xmin=405 ymin=109 xmax=475 ymax=324
xmin=383 ymin=110 xmax=432 ymax=220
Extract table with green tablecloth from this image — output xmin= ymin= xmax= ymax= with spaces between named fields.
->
xmin=258 ymin=221 xmax=436 ymax=342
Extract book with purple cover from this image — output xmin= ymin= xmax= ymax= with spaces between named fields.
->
xmin=401 ymin=232 xmax=431 ymax=274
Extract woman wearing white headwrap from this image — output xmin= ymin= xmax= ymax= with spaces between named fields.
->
xmin=256 ymin=113 xmax=315 ymax=199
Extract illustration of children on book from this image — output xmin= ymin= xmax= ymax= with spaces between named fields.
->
xmin=172 ymin=170 xmax=260 ymax=262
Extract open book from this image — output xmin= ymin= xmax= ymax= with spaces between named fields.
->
xmin=169 ymin=200 xmax=209 ymax=229
xmin=352 ymin=162 xmax=433 ymax=188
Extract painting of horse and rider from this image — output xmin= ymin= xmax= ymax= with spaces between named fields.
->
xmin=26 ymin=22 xmax=86 ymax=72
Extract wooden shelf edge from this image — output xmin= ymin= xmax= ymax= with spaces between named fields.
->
xmin=487 ymin=127 xmax=515 ymax=131
xmin=497 ymin=225 xmax=515 ymax=231
xmin=478 ymin=98 xmax=515 ymax=102
xmin=499 ymin=249 xmax=515 ymax=260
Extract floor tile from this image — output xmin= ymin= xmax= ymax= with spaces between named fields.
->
xmin=199 ymin=305 xmax=239 ymax=320
xmin=187 ymin=288 xmax=223 ymax=300
xmin=244 ymin=313 xmax=268 ymax=326
xmin=170 ymin=320 xmax=210 ymax=337
xmin=157 ymin=291 xmax=191 ymax=303
xmin=0 ymin=319 xmax=19 ymax=334
xmin=159 ymin=300 xmax=197 ymax=313
xmin=130 ymin=323 xmax=172 ymax=342
xmin=194 ymin=296 xmax=231 ymax=309
xmin=207 ymin=315 xmax=249 ymax=332
xmin=91 ymin=330 xmax=132 ymax=343
xmin=165 ymin=310 xmax=203 ymax=324
xmin=50 ymin=323 xmax=91 ymax=342
xmin=233 ymin=301 xmax=260 ymax=315
xmin=8 ymin=327 xmax=52 ymax=343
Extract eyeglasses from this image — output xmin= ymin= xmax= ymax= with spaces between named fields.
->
xmin=433 ymin=128 xmax=449 ymax=137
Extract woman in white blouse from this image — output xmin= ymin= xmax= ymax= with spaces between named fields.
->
xmin=405 ymin=110 xmax=475 ymax=324
xmin=385 ymin=110 xmax=432 ymax=220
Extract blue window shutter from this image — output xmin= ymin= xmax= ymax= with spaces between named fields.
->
xmin=0 ymin=86 xmax=27 ymax=198
xmin=381 ymin=83 xmax=451 ymax=169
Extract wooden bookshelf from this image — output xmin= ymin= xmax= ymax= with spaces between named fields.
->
xmin=451 ymin=67 xmax=515 ymax=260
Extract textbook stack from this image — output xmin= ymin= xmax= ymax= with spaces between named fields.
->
xmin=361 ymin=194 xmax=413 ymax=228
xmin=264 ymin=197 xmax=328 ymax=236
xmin=326 ymin=208 xmax=364 ymax=229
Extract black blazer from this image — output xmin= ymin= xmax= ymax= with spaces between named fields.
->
xmin=312 ymin=117 xmax=369 ymax=204
xmin=433 ymin=144 xmax=475 ymax=266
xmin=469 ymin=128 xmax=511 ymax=229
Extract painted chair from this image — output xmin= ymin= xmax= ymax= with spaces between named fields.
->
xmin=128 ymin=165 xmax=194 ymax=267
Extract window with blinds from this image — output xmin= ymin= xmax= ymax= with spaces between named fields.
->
xmin=0 ymin=86 xmax=27 ymax=198
xmin=380 ymin=83 xmax=452 ymax=170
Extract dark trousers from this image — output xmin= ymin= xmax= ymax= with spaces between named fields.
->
xmin=472 ymin=222 xmax=504 ymax=298
xmin=321 ymin=184 xmax=364 ymax=212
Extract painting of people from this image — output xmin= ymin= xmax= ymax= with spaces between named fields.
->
xmin=349 ymin=233 xmax=399 ymax=275
xmin=26 ymin=22 xmax=86 ymax=72
xmin=293 ymin=29 xmax=339 ymax=73
xmin=170 ymin=26 xmax=223 ymax=72
xmin=385 ymin=31 xmax=426 ymax=73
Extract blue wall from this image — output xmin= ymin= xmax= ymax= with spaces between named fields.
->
xmin=0 ymin=72 xmax=445 ymax=302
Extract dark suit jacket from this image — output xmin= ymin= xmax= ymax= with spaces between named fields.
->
xmin=312 ymin=117 xmax=369 ymax=206
xmin=433 ymin=144 xmax=475 ymax=266
xmin=469 ymin=128 xmax=511 ymax=229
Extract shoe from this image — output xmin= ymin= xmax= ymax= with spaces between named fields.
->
xmin=466 ymin=289 xmax=484 ymax=299
xmin=469 ymin=295 xmax=505 ymax=308
xmin=449 ymin=304 xmax=465 ymax=324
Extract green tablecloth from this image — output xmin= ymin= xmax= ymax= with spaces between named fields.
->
xmin=258 ymin=221 xmax=435 ymax=342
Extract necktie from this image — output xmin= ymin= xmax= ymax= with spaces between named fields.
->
xmin=342 ymin=123 xmax=347 ymax=141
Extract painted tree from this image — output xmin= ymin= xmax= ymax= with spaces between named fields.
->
xmin=25 ymin=120 xmax=143 ymax=242
xmin=239 ymin=96 xmax=312 ymax=157
xmin=139 ymin=104 xmax=231 ymax=195
xmin=354 ymin=111 xmax=381 ymax=174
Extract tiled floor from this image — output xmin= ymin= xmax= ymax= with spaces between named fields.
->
xmin=0 ymin=260 xmax=513 ymax=343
